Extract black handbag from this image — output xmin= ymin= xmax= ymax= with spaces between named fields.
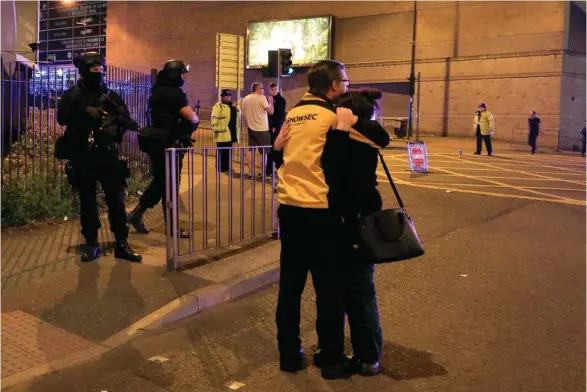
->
xmin=358 ymin=152 xmax=425 ymax=264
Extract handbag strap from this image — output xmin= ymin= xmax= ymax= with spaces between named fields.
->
xmin=378 ymin=151 xmax=405 ymax=209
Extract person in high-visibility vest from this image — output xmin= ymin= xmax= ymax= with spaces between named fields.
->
xmin=212 ymin=89 xmax=240 ymax=173
xmin=473 ymin=103 xmax=495 ymax=156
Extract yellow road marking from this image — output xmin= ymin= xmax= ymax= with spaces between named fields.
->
xmin=386 ymin=178 xmax=586 ymax=206
xmin=387 ymin=171 xmax=585 ymax=184
xmin=464 ymin=160 xmax=586 ymax=173
xmin=430 ymin=167 xmax=585 ymax=176
xmin=435 ymin=154 xmax=586 ymax=186
xmin=494 ymin=156 xmax=586 ymax=174
xmin=385 ymin=150 xmax=585 ymax=166
xmin=379 ymin=181 xmax=586 ymax=192
xmin=388 ymin=156 xmax=577 ymax=202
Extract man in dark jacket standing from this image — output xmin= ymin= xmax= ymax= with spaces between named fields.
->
xmin=267 ymin=82 xmax=286 ymax=178
xmin=57 ymin=52 xmax=142 ymax=263
xmin=528 ymin=111 xmax=541 ymax=154
xmin=268 ymin=82 xmax=287 ymax=139
xmin=128 ymin=60 xmax=199 ymax=237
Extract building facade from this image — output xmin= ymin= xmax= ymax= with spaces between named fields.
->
xmin=107 ymin=1 xmax=586 ymax=149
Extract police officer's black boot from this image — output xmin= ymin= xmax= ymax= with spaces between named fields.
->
xmin=114 ymin=239 xmax=143 ymax=262
xmin=128 ymin=205 xmax=150 ymax=234
xmin=81 ymin=240 xmax=103 ymax=263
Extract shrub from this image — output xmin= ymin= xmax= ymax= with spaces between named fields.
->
xmin=1 ymin=174 xmax=79 ymax=227
xmin=1 ymin=172 xmax=149 ymax=228
xmin=1 ymin=107 xmax=149 ymax=227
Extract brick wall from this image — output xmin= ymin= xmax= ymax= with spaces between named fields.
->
xmin=107 ymin=1 xmax=584 ymax=148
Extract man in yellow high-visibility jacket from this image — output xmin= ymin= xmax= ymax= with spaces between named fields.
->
xmin=473 ymin=103 xmax=495 ymax=156
xmin=211 ymin=89 xmax=240 ymax=172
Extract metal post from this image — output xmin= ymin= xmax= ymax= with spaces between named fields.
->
xmin=407 ymin=0 xmax=418 ymax=140
xmin=202 ymin=149 xmax=208 ymax=249
xmin=216 ymin=147 xmax=221 ymax=247
xmin=240 ymin=147 xmax=245 ymax=241
xmin=166 ymin=149 xmax=177 ymax=272
xmin=188 ymin=150 xmax=194 ymax=254
xmin=228 ymin=148 xmax=233 ymax=244
xmin=416 ymin=71 xmax=421 ymax=142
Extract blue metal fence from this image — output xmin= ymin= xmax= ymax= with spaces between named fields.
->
xmin=1 ymin=61 xmax=151 ymax=184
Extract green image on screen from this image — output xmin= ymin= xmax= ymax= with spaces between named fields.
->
xmin=247 ymin=17 xmax=331 ymax=68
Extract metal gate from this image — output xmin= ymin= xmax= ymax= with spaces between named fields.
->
xmin=165 ymin=146 xmax=278 ymax=271
xmin=1 ymin=61 xmax=151 ymax=184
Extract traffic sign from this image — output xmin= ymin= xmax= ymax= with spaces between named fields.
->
xmin=215 ymin=33 xmax=244 ymax=91
xmin=407 ymin=141 xmax=428 ymax=172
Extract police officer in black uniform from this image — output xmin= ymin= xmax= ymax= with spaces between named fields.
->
xmin=57 ymin=52 xmax=142 ymax=263
xmin=128 ymin=60 xmax=199 ymax=236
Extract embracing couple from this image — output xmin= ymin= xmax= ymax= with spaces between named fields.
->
xmin=271 ymin=60 xmax=390 ymax=380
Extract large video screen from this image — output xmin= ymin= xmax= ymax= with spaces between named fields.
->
xmin=247 ymin=16 xmax=332 ymax=69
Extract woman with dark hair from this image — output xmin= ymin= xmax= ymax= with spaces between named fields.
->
xmin=334 ymin=89 xmax=388 ymax=376
xmin=274 ymin=88 xmax=389 ymax=376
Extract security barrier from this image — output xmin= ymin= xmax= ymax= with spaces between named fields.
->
xmin=165 ymin=145 xmax=278 ymax=271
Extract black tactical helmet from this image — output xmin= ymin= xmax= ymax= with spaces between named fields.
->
xmin=74 ymin=51 xmax=105 ymax=74
xmin=163 ymin=59 xmax=190 ymax=74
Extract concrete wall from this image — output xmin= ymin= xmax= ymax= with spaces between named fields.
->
xmin=107 ymin=1 xmax=582 ymax=146
xmin=2 ymin=0 xmax=37 ymax=75
xmin=559 ymin=2 xmax=586 ymax=150
xmin=15 ymin=1 xmax=38 ymax=62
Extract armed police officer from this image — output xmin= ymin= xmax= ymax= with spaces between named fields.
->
xmin=128 ymin=60 xmax=199 ymax=237
xmin=56 ymin=52 xmax=142 ymax=263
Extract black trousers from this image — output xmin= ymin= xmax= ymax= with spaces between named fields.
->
xmin=343 ymin=190 xmax=383 ymax=364
xmin=276 ymin=205 xmax=346 ymax=365
xmin=344 ymin=248 xmax=383 ymax=364
xmin=216 ymin=141 xmax=232 ymax=172
xmin=71 ymin=147 xmax=129 ymax=244
xmin=582 ymin=139 xmax=586 ymax=156
xmin=476 ymin=129 xmax=493 ymax=155
xmin=139 ymin=147 xmax=184 ymax=216
xmin=267 ymin=131 xmax=277 ymax=176
xmin=528 ymin=130 xmax=538 ymax=153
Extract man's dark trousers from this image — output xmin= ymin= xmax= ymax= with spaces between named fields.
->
xmin=528 ymin=130 xmax=538 ymax=154
xmin=139 ymin=147 xmax=184 ymax=218
xmin=276 ymin=205 xmax=346 ymax=365
xmin=74 ymin=146 xmax=129 ymax=243
xmin=476 ymin=128 xmax=493 ymax=155
xmin=216 ymin=141 xmax=232 ymax=172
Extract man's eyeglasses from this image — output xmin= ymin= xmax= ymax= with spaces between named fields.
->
xmin=340 ymin=79 xmax=351 ymax=84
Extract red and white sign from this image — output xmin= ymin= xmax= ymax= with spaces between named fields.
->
xmin=407 ymin=141 xmax=428 ymax=172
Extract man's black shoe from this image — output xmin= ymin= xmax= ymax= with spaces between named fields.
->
xmin=81 ymin=243 xmax=102 ymax=263
xmin=313 ymin=351 xmax=353 ymax=379
xmin=321 ymin=364 xmax=353 ymax=380
xmin=114 ymin=240 xmax=143 ymax=262
xmin=279 ymin=349 xmax=306 ymax=373
xmin=313 ymin=351 xmax=350 ymax=368
xmin=347 ymin=356 xmax=380 ymax=377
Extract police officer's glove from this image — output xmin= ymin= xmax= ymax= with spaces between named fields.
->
xmin=86 ymin=106 xmax=107 ymax=120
